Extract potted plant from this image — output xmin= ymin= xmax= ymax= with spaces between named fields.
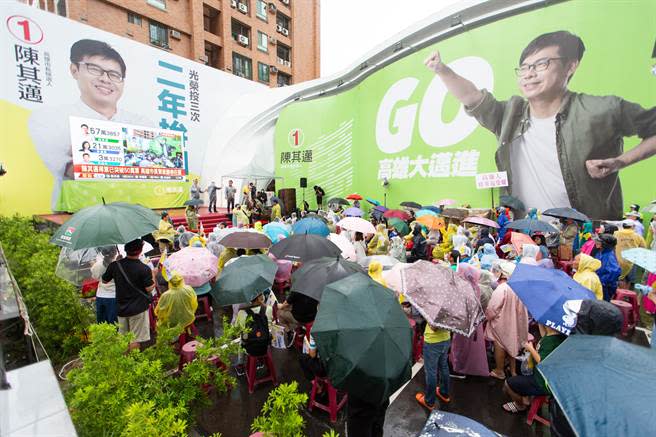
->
xmin=250 ymin=382 xmax=308 ymax=437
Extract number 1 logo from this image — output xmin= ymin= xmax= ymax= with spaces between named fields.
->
xmin=6 ymin=15 xmax=44 ymax=45
xmin=288 ymin=128 xmax=304 ymax=149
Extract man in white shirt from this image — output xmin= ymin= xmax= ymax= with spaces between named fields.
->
xmin=28 ymin=39 xmax=152 ymax=211
xmin=90 ymin=246 xmax=119 ymax=324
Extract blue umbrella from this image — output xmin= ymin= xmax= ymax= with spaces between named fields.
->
xmin=292 ymin=217 xmax=330 ymax=237
xmin=508 ymin=264 xmax=595 ymax=335
xmin=506 ymin=218 xmax=558 ymax=233
xmin=621 ymin=248 xmax=656 ymax=273
xmin=421 ymin=206 xmax=442 ymax=214
xmin=343 ymin=207 xmax=364 ymax=217
xmin=420 ymin=410 xmax=497 ymax=436
xmin=263 ymin=222 xmax=290 ymax=244
xmin=539 ymin=335 xmax=656 ymax=437
xmin=415 ymin=209 xmax=437 ymax=218
xmin=365 ymin=197 xmax=381 ymax=206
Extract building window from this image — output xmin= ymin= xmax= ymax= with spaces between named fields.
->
xmin=277 ymin=43 xmax=290 ymax=62
xmin=204 ymin=41 xmax=222 ymax=69
xmin=256 ymin=0 xmax=267 ymax=21
xmin=277 ymin=72 xmax=291 ymax=87
xmin=258 ymin=62 xmax=270 ymax=83
xmin=257 ymin=31 xmax=268 ymax=52
xmin=276 ymin=12 xmax=290 ymax=36
xmin=146 ymin=0 xmax=166 ymax=11
xmin=55 ymin=0 xmax=67 ymax=17
xmin=127 ymin=12 xmax=142 ymax=26
xmin=203 ymin=5 xmax=220 ymax=36
xmin=149 ymin=21 xmax=169 ymax=48
xmin=232 ymin=52 xmax=252 ymax=79
xmin=231 ymin=19 xmax=251 ymax=47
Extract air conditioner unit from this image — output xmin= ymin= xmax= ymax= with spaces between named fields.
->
xmin=268 ymin=36 xmax=277 ymax=44
xmin=281 ymin=0 xmax=289 ymax=5
xmin=284 ymin=60 xmax=291 ymax=67
xmin=200 ymin=54 xmax=209 ymax=63
xmin=170 ymin=29 xmax=181 ymax=40
xmin=276 ymin=24 xmax=283 ymax=33
xmin=281 ymin=28 xmax=289 ymax=36
xmin=238 ymin=35 xmax=249 ymax=45
xmin=231 ymin=0 xmax=237 ymax=7
xmin=270 ymin=65 xmax=278 ymax=73
xmin=277 ymin=58 xmax=285 ymax=65
xmin=238 ymin=3 xmax=248 ymax=13
xmin=268 ymin=2 xmax=277 ymax=12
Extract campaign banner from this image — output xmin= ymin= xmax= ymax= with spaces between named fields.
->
xmin=274 ymin=0 xmax=656 ymax=220
xmin=70 ymin=117 xmax=187 ymax=181
xmin=475 ymin=172 xmax=508 ymax=190
xmin=1 ymin=2 xmax=262 ymax=215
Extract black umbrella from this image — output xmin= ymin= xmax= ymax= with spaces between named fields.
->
xmin=183 ymin=198 xmax=204 ymax=206
xmin=400 ymin=201 xmax=422 ymax=209
xmin=218 ymin=231 xmax=272 ymax=249
xmin=327 ymin=197 xmax=350 ymax=207
xmin=499 ymin=195 xmax=525 ymax=211
xmin=505 ymin=218 xmax=558 ymax=233
xmin=290 ymin=256 xmax=365 ymax=301
xmin=269 ymin=234 xmax=341 ymax=262
xmin=543 ymin=207 xmax=590 ymax=223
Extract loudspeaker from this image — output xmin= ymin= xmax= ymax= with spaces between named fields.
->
xmin=299 ymin=177 xmax=307 ymax=188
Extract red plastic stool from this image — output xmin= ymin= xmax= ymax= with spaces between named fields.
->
xmin=526 ymin=395 xmax=551 ymax=426
xmin=246 ymin=348 xmax=278 ymax=393
xmin=611 ymin=299 xmax=636 ymax=336
xmin=309 ymin=377 xmax=348 ymax=423
xmin=613 ymin=289 xmax=640 ymax=322
xmin=179 ymin=340 xmax=201 ymax=370
xmin=196 ymin=295 xmax=213 ymax=322
xmin=294 ymin=322 xmax=314 ymax=350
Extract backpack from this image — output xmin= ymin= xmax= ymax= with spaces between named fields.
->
xmin=242 ymin=306 xmax=271 ymax=356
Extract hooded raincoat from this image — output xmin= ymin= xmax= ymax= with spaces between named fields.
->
xmin=367 ymin=224 xmax=390 ymax=255
xmin=573 ymin=253 xmax=603 ymax=300
xmin=485 ymin=281 xmax=528 ymax=358
xmin=479 ymin=243 xmax=499 ymax=270
xmin=614 ymin=228 xmax=647 ymax=278
xmin=433 ymin=224 xmax=457 ymax=260
xmin=155 ymin=273 xmax=198 ymax=329
xmin=368 ymin=262 xmax=387 ymax=287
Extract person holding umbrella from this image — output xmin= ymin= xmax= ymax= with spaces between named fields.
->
xmin=415 ymin=322 xmax=452 ymax=411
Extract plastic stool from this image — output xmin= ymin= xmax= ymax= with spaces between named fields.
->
xmin=527 ymin=395 xmax=551 ymax=426
xmin=179 ymin=340 xmax=201 ymax=370
xmin=196 ymin=295 xmax=213 ymax=322
xmin=611 ymin=300 xmax=636 ymax=336
xmin=309 ymin=377 xmax=348 ymax=423
xmin=246 ymin=348 xmax=277 ymax=393
xmin=294 ymin=322 xmax=313 ymax=350
xmin=613 ymin=289 xmax=639 ymax=322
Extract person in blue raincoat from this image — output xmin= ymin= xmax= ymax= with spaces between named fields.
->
xmin=590 ymin=233 xmax=622 ymax=301
xmin=497 ymin=207 xmax=511 ymax=241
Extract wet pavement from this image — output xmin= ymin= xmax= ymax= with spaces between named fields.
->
xmin=193 ymin=310 xmax=651 ymax=437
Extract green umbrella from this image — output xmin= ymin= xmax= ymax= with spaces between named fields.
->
xmin=50 ymin=201 xmax=159 ymax=250
xmin=313 ymin=273 xmax=412 ymax=405
xmin=210 ymin=254 xmax=277 ymax=305
xmin=387 ymin=217 xmax=409 ymax=236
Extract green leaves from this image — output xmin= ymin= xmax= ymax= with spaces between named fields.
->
xmin=251 ymin=382 xmax=308 ymax=437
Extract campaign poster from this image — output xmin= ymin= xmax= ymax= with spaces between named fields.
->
xmin=274 ymin=0 xmax=656 ymax=220
xmin=70 ymin=117 xmax=186 ymax=181
xmin=1 ymin=2 xmax=262 ymax=215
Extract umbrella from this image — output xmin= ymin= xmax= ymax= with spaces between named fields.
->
xmin=219 ymin=231 xmax=272 ymax=249
xmin=538 ymin=335 xmax=656 ymax=437
xmin=210 ymin=254 xmax=277 ymax=305
xmin=510 ymin=231 xmax=537 ymax=255
xmin=508 ymin=264 xmax=596 ymax=335
xmin=327 ymin=197 xmax=349 ymax=206
xmin=543 ymin=207 xmax=590 ymax=223
xmin=263 ymin=222 xmax=290 ymax=244
xmin=374 ymin=205 xmax=388 ymax=212
xmin=327 ymin=233 xmax=356 ymax=261
xmin=644 ymin=203 xmax=656 ymax=213
xmin=163 ymin=246 xmax=218 ymax=287
xmin=346 ymin=193 xmax=363 ymax=200
xmin=55 ymin=247 xmax=105 ymax=286
xmin=573 ymin=299 xmax=623 ymax=335
xmin=359 ymin=255 xmax=400 ymax=270
xmin=416 ymin=215 xmax=445 ymax=230
xmin=292 ymin=217 xmax=330 ymax=237
xmin=290 ymin=256 xmax=365 ymax=301
xmin=366 ymin=197 xmax=381 ymax=206
xmin=305 ymin=212 xmax=329 ymax=224
xmin=499 ymin=195 xmax=525 ymax=211
xmin=506 ymin=218 xmax=558 ymax=234
xmin=183 ymin=198 xmax=204 ymax=206
xmin=401 ymin=261 xmax=484 ymax=336
xmin=435 ymin=198 xmax=456 ymax=206
xmin=463 ymin=216 xmax=500 ymax=228
xmin=313 ymin=273 xmax=412 ymax=405
xmin=383 ymin=209 xmax=411 ymax=221
xmin=382 ymin=262 xmax=411 ymax=294
xmin=400 ymin=201 xmax=422 ymax=209
xmin=269 ymin=234 xmax=341 ymax=262
xmin=387 ymin=218 xmax=409 ymax=236
xmin=415 ymin=209 xmax=438 ymax=218
xmin=336 ymin=217 xmax=376 ymax=235
xmin=50 ymin=202 xmax=159 ymax=250
xmin=419 ymin=410 xmax=498 ymax=437
xmin=343 ymin=207 xmax=364 ymax=217
xmin=620 ymin=248 xmax=656 ymax=273
xmin=421 ymin=206 xmax=442 ymax=214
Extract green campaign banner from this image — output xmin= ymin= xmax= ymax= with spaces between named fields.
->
xmin=274 ymin=0 xmax=656 ymax=219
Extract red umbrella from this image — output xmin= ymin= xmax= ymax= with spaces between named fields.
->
xmin=383 ymin=209 xmax=411 ymax=220
xmin=346 ymin=193 xmax=363 ymax=200
xmin=463 ymin=216 xmax=500 ymax=228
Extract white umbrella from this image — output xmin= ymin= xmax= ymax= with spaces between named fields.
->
xmin=336 ymin=217 xmax=376 ymax=235
xmin=327 ymin=233 xmax=356 ymax=261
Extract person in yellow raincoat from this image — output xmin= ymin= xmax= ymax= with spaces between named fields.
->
xmin=614 ymin=221 xmax=647 ymax=281
xmin=368 ymin=261 xmax=387 ymax=287
xmin=218 ymin=247 xmax=237 ymax=273
xmin=153 ymin=211 xmax=176 ymax=253
xmin=433 ymin=223 xmax=457 ymax=260
xmin=572 ymin=253 xmax=603 ymax=300
xmin=185 ymin=205 xmax=199 ymax=231
xmin=155 ymin=272 xmax=198 ymax=330
xmin=367 ymin=224 xmax=390 ymax=255
xmin=234 ymin=204 xmax=251 ymax=228
xmin=253 ymin=221 xmax=264 ymax=233
xmin=271 ymin=199 xmax=282 ymax=221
